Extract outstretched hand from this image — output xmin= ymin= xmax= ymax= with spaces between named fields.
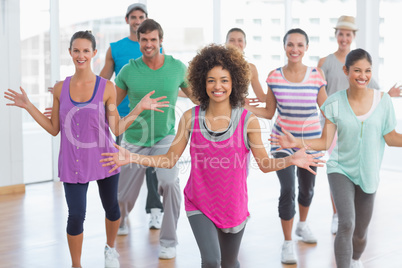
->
xmin=388 ymin=83 xmax=402 ymax=98
xmin=4 ymin=87 xmax=30 ymax=109
xmin=139 ymin=90 xmax=169 ymax=113
xmin=245 ymin=97 xmax=262 ymax=108
xmin=291 ymin=147 xmax=325 ymax=175
xmin=269 ymin=127 xmax=298 ymax=150
xmin=100 ymin=144 xmax=133 ymax=173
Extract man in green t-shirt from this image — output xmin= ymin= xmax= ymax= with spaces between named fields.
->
xmin=114 ymin=19 xmax=196 ymax=260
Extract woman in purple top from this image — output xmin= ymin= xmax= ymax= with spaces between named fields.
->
xmin=4 ymin=31 xmax=168 ymax=268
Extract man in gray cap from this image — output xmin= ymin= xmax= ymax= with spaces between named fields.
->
xmin=100 ymin=2 xmax=164 ymax=236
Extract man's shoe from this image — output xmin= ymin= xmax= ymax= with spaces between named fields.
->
xmin=159 ymin=246 xmax=176 ymax=259
xmin=117 ymin=224 xmax=129 ymax=236
xmin=149 ymin=208 xmax=162 ymax=230
xmin=351 ymin=259 xmax=364 ymax=268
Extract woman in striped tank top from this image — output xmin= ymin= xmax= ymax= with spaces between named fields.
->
xmin=101 ymin=44 xmax=325 ymax=267
xmin=245 ymin=28 xmax=328 ymax=265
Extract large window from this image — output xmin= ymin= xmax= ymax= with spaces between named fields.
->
xmin=20 ymin=0 xmax=53 ymax=184
xmin=19 ymin=0 xmax=402 ymax=183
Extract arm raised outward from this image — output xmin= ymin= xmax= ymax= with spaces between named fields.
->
xmin=100 ymin=109 xmax=192 ymax=172
xmin=104 ymin=81 xmax=170 ymax=137
xmin=247 ymin=114 xmax=325 ymax=175
xmin=4 ymin=82 xmax=62 ymax=136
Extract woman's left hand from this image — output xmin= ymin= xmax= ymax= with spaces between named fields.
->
xmin=269 ymin=127 xmax=298 ymax=150
xmin=100 ymin=143 xmax=132 ymax=173
xmin=139 ymin=90 xmax=169 ymax=112
xmin=245 ymin=97 xmax=261 ymax=107
xmin=291 ymin=147 xmax=325 ymax=175
xmin=388 ymin=83 xmax=402 ymax=97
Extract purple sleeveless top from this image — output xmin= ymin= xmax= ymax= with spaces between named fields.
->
xmin=58 ymin=76 xmax=120 ymax=183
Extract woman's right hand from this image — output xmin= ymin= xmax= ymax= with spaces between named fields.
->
xmin=4 ymin=87 xmax=31 ymax=109
xmin=269 ymin=127 xmax=298 ymax=150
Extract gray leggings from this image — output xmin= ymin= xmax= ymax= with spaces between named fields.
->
xmin=328 ymin=173 xmax=376 ymax=268
xmin=188 ymin=214 xmax=245 ymax=268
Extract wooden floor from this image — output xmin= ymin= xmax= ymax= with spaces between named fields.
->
xmin=1 ymin=162 xmax=402 ymax=268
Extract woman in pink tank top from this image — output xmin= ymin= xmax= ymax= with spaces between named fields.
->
xmin=101 ymin=44 xmax=324 ymax=267
xmin=5 ymin=31 xmax=168 ymax=268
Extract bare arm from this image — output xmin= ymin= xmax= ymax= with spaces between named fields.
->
xmin=247 ymin=114 xmax=324 ymax=174
xmin=101 ymin=109 xmax=192 ymax=172
xmin=384 ymin=129 xmax=402 ymax=147
xmin=99 ymin=47 xmax=115 ymax=80
xmin=270 ymin=118 xmax=337 ymax=152
xmin=4 ymin=82 xmax=62 ymax=136
xmin=115 ymin=85 xmax=127 ymax=106
xmin=178 ymin=90 xmax=188 ymax=98
xmin=180 ymin=86 xmax=199 ymax=105
xmin=244 ymin=85 xmax=276 ymax=119
xmin=249 ymin=63 xmax=266 ymax=102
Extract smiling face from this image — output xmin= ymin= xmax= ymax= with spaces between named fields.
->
xmin=206 ymin=66 xmax=232 ymax=105
xmin=126 ymin=9 xmax=147 ymax=35
xmin=226 ymin=30 xmax=246 ymax=52
xmin=336 ymin=29 xmax=355 ymax=52
xmin=284 ymin=33 xmax=308 ymax=63
xmin=69 ymin=38 xmax=97 ymax=69
xmin=139 ymin=30 xmax=162 ymax=60
xmin=343 ymin=58 xmax=372 ymax=89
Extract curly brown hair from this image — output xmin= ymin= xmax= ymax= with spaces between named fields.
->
xmin=187 ymin=44 xmax=250 ymax=110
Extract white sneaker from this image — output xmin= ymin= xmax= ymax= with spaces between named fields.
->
xmin=351 ymin=259 xmax=364 ymax=268
xmin=149 ymin=208 xmax=162 ymax=229
xmin=159 ymin=246 xmax=176 ymax=259
xmin=104 ymin=244 xmax=120 ymax=268
xmin=117 ymin=224 xmax=129 ymax=236
xmin=281 ymin=241 xmax=297 ymax=264
xmin=295 ymin=222 xmax=317 ymax=244
xmin=331 ymin=213 xmax=339 ymax=235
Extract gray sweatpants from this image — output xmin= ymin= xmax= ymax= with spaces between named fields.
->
xmin=118 ymin=135 xmax=181 ymax=247
xmin=188 ymin=214 xmax=245 ymax=268
xmin=328 ymin=173 xmax=376 ymax=268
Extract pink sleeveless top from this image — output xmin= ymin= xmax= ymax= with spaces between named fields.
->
xmin=184 ymin=106 xmax=250 ymax=228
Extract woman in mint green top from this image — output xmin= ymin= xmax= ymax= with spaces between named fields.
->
xmin=271 ymin=48 xmax=402 ymax=268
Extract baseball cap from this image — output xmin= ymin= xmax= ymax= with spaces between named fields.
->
xmin=126 ymin=3 xmax=148 ymax=18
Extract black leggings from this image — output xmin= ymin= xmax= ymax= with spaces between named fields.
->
xmin=273 ymin=152 xmax=317 ymax=220
xmin=64 ymin=174 xmax=120 ymax=236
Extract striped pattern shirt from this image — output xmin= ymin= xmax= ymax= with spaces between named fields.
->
xmin=268 ymin=67 xmax=326 ymax=155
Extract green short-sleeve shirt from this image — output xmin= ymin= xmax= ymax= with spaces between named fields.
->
xmin=321 ymin=90 xmax=396 ymax=193
xmin=115 ymin=55 xmax=188 ymax=147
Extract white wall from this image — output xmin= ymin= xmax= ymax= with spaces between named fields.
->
xmin=0 ymin=0 xmax=24 ymax=187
